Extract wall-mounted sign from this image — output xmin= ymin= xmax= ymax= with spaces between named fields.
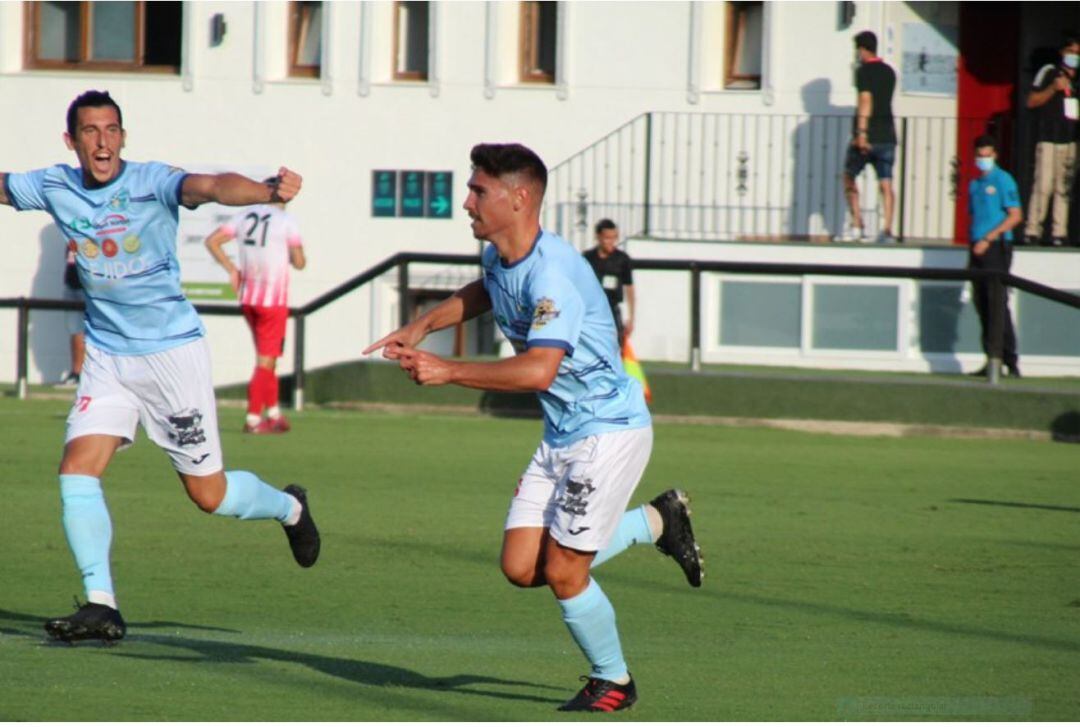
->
xmin=372 ymin=170 xmax=398 ymax=218
xmin=426 ymin=171 xmax=453 ymax=218
xmin=371 ymin=170 xmax=453 ymax=219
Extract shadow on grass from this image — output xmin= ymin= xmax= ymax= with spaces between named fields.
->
xmin=0 ymin=607 xmax=240 ymax=635
xmin=949 ymin=498 xmax=1080 ymax=514
xmin=0 ymin=607 xmax=561 ymax=709
xmin=356 ymin=536 xmax=1080 ymax=656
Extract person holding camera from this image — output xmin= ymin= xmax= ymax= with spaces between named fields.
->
xmin=1023 ymin=35 xmax=1079 ymax=247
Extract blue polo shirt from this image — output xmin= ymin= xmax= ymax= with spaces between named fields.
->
xmin=968 ymin=166 xmax=1020 ymax=244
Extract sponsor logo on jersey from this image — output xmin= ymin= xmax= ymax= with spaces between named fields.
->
xmin=102 ymin=239 xmax=118 ymax=258
xmin=82 ymin=240 xmax=100 ymax=258
xmin=87 ymin=256 xmax=150 ymax=280
xmin=122 ymin=235 xmax=141 ymax=254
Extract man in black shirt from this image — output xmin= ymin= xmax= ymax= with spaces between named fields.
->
xmin=836 ymin=30 xmax=897 ymax=244
xmin=583 ymin=219 xmax=635 ymax=347
xmin=1023 ymin=35 xmax=1079 ymax=247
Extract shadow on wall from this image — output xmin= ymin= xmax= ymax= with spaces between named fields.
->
xmin=788 ymin=79 xmax=855 ymax=240
xmin=28 ymin=224 xmax=71 ymax=385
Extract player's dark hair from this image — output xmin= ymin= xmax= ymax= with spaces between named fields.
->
xmin=470 ymin=143 xmax=548 ymax=195
xmin=66 ymin=90 xmax=123 ymax=137
xmin=1062 ymin=34 xmax=1079 ymax=50
xmin=854 ymin=30 xmax=877 ymax=54
xmin=973 ymin=134 xmax=997 ymax=151
xmin=595 ymin=218 xmax=618 ymax=235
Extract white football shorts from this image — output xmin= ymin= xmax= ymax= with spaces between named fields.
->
xmin=65 ymin=337 xmax=224 ymax=476
xmin=505 ymin=426 xmax=654 ymax=552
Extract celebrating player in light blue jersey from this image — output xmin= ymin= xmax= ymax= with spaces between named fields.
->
xmin=0 ymin=90 xmax=320 ymax=644
xmin=365 ymin=143 xmax=703 ymax=712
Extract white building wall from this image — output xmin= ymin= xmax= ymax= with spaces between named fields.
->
xmin=0 ymin=1 xmax=967 ymax=387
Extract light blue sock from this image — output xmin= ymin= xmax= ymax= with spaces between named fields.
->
xmin=592 ymin=505 xmax=654 ymax=569
xmin=214 ymin=471 xmax=293 ymax=522
xmin=59 ymin=474 xmax=115 ymax=605
xmin=558 ymin=578 xmax=629 ymax=682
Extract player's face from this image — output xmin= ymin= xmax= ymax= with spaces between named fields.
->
xmin=597 ymin=228 xmax=620 ymax=254
xmin=464 ymin=169 xmax=514 ymax=241
xmin=64 ymin=105 xmax=125 ymax=187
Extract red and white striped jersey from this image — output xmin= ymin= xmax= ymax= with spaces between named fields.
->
xmin=221 ymin=205 xmax=303 ymax=307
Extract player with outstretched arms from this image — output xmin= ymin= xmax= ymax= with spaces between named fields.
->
xmin=365 ymin=143 xmax=703 ymax=712
xmin=0 ymin=90 xmax=320 ymax=644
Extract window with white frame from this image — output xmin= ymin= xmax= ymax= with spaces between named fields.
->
xmin=519 ymin=1 xmax=557 ymax=83
xmin=724 ymin=1 xmax=762 ymax=89
xmin=394 ymin=1 xmax=429 ymax=80
xmin=289 ymin=0 xmax=322 ymax=78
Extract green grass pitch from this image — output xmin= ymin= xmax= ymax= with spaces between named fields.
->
xmin=1 ymin=397 xmax=1078 ymax=720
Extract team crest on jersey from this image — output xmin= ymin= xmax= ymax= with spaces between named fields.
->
xmin=167 ymin=408 xmax=207 ymax=448
xmin=531 ymin=298 xmax=560 ymax=330
xmin=108 ymin=188 xmax=130 ymax=212
xmin=985 ymin=186 xmax=996 ymax=195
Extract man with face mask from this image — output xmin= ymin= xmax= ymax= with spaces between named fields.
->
xmin=1023 ymin=35 xmax=1079 ymax=246
xmin=968 ymin=135 xmax=1023 ymax=377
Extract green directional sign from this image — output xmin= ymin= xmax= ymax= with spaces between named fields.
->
xmin=372 ymin=170 xmax=397 ymax=217
xmin=400 ymin=171 xmax=425 ymax=218
xmin=425 ymin=171 xmax=453 ymax=219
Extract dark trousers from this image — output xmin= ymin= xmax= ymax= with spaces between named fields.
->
xmin=968 ymin=242 xmax=1018 ymax=367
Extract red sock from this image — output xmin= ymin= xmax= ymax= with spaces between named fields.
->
xmin=247 ymin=367 xmax=265 ymax=416
xmin=262 ymin=367 xmax=280 ymax=411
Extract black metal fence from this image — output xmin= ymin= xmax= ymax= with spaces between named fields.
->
xmin=540 ymin=111 xmax=1032 ymax=248
xmin=6 ymin=252 xmax=1080 ymax=404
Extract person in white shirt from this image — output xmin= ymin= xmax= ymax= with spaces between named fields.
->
xmin=205 ymin=191 xmax=307 ymax=433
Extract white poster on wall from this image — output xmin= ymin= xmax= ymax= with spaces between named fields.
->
xmin=176 ymin=165 xmax=274 ymax=301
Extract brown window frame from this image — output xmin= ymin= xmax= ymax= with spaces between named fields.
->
xmin=288 ymin=0 xmax=322 ymax=78
xmin=23 ymin=1 xmax=178 ymax=74
xmin=519 ymin=1 xmax=556 ymax=84
xmin=392 ymin=1 xmax=429 ymax=81
xmin=724 ymin=1 xmax=763 ymax=90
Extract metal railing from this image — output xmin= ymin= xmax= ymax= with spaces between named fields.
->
xmin=541 ymin=111 xmax=1019 ymax=248
xmin=6 ymin=252 xmax=1080 ymax=403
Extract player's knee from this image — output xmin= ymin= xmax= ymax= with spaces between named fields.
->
xmin=180 ymin=472 xmax=226 ymax=513
xmin=501 ymin=558 xmax=540 ymax=588
xmin=187 ymin=489 xmax=221 ymax=513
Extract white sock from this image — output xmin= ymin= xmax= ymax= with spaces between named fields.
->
xmin=283 ymin=494 xmax=302 ymax=527
xmin=246 ymin=413 xmax=261 ymax=427
xmin=87 ymin=590 xmax=117 ymax=610
xmin=267 ymin=405 xmax=281 ymax=420
xmin=644 ymin=504 xmax=663 ymax=542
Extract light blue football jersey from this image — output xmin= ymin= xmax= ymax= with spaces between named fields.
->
xmin=5 ymin=161 xmax=205 ymax=354
xmin=482 ymin=230 xmax=651 ymax=447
